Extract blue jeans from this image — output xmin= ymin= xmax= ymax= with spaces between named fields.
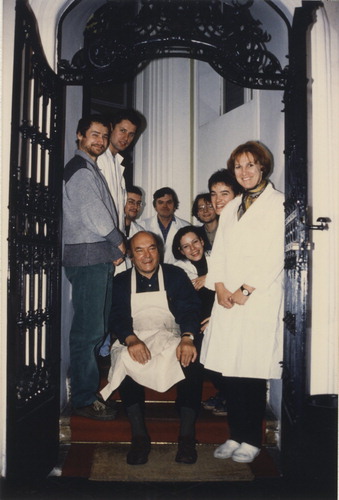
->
xmin=65 ymin=263 xmax=113 ymax=408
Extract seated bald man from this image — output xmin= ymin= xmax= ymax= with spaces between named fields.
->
xmin=101 ymin=231 xmax=203 ymax=465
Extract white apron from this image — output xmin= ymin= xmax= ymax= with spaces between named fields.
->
xmin=100 ymin=266 xmax=185 ymax=400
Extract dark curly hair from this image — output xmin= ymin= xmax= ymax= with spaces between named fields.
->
xmin=191 ymin=193 xmax=213 ymax=219
xmin=152 ymin=187 xmax=179 ymax=210
xmin=172 ymin=225 xmax=203 ymax=261
xmin=208 ymin=169 xmax=243 ymax=195
xmin=76 ymin=114 xmax=111 ymax=137
xmin=110 ymin=108 xmax=142 ymax=131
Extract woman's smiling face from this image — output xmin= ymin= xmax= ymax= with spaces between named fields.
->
xmin=234 ymin=152 xmax=263 ymax=190
xmin=210 ymin=183 xmax=235 ymax=215
xmin=179 ymin=232 xmax=204 ymax=262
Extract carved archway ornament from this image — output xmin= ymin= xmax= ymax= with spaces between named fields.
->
xmin=59 ymin=0 xmax=288 ymax=90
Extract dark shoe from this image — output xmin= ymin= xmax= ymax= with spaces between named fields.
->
xmin=73 ymin=399 xmax=117 ymax=420
xmin=212 ymin=399 xmax=228 ymax=416
xmin=127 ymin=436 xmax=151 ymax=465
xmin=202 ymin=393 xmax=223 ymax=410
xmin=96 ymin=393 xmax=118 ymax=411
xmin=175 ymin=436 xmax=197 ymax=464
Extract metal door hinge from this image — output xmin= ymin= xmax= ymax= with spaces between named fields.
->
xmin=307 ymin=217 xmax=331 ymax=231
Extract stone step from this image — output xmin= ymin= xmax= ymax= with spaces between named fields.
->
xmin=60 ymin=381 xmax=279 ymax=446
xmin=66 ymin=402 xmax=229 ymax=444
xmin=61 ymin=405 xmax=277 ymax=446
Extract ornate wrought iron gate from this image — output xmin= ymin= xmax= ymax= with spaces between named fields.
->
xmin=7 ymin=0 xmax=64 ymax=479
xmin=58 ymin=0 xmax=287 ymax=89
xmin=281 ymin=1 xmax=323 ymax=475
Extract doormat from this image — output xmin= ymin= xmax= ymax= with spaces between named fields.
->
xmin=89 ymin=443 xmax=254 ymax=482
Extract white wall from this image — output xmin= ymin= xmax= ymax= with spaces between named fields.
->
xmin=307 ymin=3 xmax=339 ymax=396
xmin=195 ymin=61 xmax=285 ymax=195
xmin=0 ymin=0 xmax=16 ymax=478
xmin=250 ymin=0 xmax=291 ymax=70
xmin=135 ymin=58 xmax=193 ymax=222
xmin=58 ymin=0 xmax=106 ymax=63
xmin=29 ymin=0 xmax=75 ymax=68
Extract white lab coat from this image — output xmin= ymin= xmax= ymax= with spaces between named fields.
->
xmin=174 ymin=253 xmax=211 ymax=281
xmin=200 ymin=183 xmax=285 ymax=380
xmin=128 ymin=220 xmax=144 ymax=238
xmin=140 ymin=214 xmax=189 ymax=264
xmin=97 ymin=149 xmax=126 ymax=233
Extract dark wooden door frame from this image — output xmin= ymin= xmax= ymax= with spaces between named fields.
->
xmin=6 ymin=0 xmax=325 ymax=480
xmin=280 ymin=1 xmax=337 ymax=481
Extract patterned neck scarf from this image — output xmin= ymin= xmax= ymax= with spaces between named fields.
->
xmin=238 ymin=179 xmax=268 ymax=219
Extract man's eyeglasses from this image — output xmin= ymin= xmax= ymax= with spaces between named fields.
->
xmin=197 ymin=203 xmax=213 ymax=211
xmin=127 ymin=199 xmax=143 ymax=207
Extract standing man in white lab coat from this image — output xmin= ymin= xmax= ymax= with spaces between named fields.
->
xmin=124 ymin=185 xmax=144 ymax=239
xmin=140 ymin=187 xmax=189 ymax=264
xmin=97 ymin=108 xmax=143 ymax=236
xmin=97 ymin=110 xmax=143 ymax=359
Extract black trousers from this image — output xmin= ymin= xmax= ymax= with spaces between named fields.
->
xmin=119 ymin=359 xmax=203 ymax=414
xmin=220 ymin=376 xmax=267 ymax=448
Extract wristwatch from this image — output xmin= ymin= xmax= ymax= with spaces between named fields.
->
xmin=181 ymin=334 xmax=194 ymax=340
xmin=240 ymin=285 xmax=251 ymax=296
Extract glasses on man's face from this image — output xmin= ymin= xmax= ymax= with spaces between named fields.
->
xmin=197 ymin=203 xmax=213 ymax=212
xmin=127 ymin=199 xmax=142 ymax=207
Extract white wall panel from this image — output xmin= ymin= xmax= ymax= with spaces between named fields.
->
xmin=307 ymin=3 xmax=339 ymax=396
xmin=135 ymin=58 xmax=192 ymax=222
xmin=1 ymin=0 xmax=16 ymax=477
xmin=195 ymin=61 xmax=285 ymax=195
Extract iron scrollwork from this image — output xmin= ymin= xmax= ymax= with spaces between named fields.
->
xmin=59 ymin=0 xmax=287 ymax=89
xmin=8 ymin=1 xmax=63 ymax=413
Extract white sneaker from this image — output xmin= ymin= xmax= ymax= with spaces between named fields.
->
xmin=231 ymin=442 xmax=260 ymax=463
xmin=213 ymin=439 xmax=240 ymax=459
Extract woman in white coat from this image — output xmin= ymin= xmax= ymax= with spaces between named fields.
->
xmin=200 ymin=141 xmax=285 ymax=463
